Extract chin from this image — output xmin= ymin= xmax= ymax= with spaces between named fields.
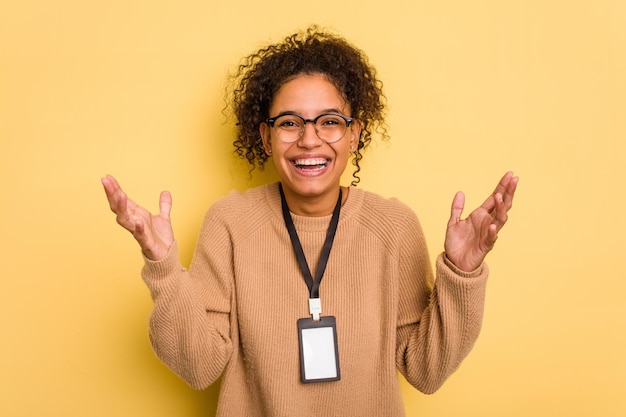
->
xmin=285 ymin=178 xmax=336 ymax=197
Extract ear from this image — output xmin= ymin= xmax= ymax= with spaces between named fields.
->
xmin=260 ymin=122 xmax=272 ymax=156
xmin=349 ymin=119 xmax=362 ymax=151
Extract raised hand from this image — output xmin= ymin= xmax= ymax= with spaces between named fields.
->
xmin=443 ymin=171 xmax=519 ymax=272
xmin=101 ymin=175 xmax=175 ymax=261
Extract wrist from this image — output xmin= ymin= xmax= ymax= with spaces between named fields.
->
xmin=142 ymin=241 xmax=174 ymax=262
xmin=443 ymin=253 xmax=482 ymax=274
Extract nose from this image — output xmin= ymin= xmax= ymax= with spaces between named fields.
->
xmin=297 ymin=121 xmax=323 ymax=148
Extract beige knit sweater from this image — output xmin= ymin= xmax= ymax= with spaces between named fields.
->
xmin=141 ymin=183 xmax=488 ymax=417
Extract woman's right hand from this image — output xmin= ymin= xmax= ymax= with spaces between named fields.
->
xmin=101 ymin=175 xmax=175 ymax=261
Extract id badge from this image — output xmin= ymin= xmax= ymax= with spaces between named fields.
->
xmin=297 ymin=316 xmax=341 ymax=383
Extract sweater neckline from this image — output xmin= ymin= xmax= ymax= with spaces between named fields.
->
xmin=264 ymin=182 xmax=363 ymax=232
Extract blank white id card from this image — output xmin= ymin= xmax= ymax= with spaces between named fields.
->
xmin=297 ymin=316 xmax=341 ymax=383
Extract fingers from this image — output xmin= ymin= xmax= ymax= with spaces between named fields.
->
xmin=448 ymin=191 xmax=465 ymax=228
xmin=116 ymin=189 xmax=135 ymax=229
xmin=132 ymin=217 xmax=149 ymax=247
xmin=491 ymin=171 xmax=519 ymax=231
xmin=502 ymin=173 xmax=519 ymax=210
xmin=131 ymin=218 xmax=158 ymax=259
xmin=444 ymin=173 xmax=518 ymax=270
xmin=101 ymin=175 xmax=134 ymax=230
xmin=101 ymin=175 xmax=147 ymax=233
xmin=101 ymin=175 xmax=175 ymax=260
xmin=492 ymin=192 xmax=508 ymax=231
xmin=494 ymin=171 xmax=519 ymax=206
xmin=481 ymin=171 xmax=519 ymax=213
xmin=159 ymin=191 xmax=172 ymax=220
xmin=485 ymin=223 xmax=499 ymax=250
xmin=492 ymin=171 xmax=514 ymax=195
xmin=492 ymin=173 xmax=519 ymax=229
xmin=101 ymin=175 xmax=122 ymax=212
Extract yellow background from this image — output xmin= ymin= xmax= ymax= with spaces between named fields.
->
xmin=1 ymin=1 xmax=625 ymax=416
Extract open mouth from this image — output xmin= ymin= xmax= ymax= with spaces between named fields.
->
xmin=292 ymin=158 xmax=329 ymax=171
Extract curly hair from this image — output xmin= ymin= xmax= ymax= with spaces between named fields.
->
xmin=226 ymin=26 xmax=388 ymax=185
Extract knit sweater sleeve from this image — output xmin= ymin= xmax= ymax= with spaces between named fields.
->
xmin=140 ymin=202 xmax=235 ymax=390
xmin=394 ymin=204 xmax=488 ymax=394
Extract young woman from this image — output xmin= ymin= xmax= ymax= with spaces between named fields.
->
xmin=102 ymin=27 xmax=518 ymax=417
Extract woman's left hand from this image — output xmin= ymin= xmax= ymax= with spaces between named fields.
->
xmin=444 ymin=171 xmax=519 ymax=272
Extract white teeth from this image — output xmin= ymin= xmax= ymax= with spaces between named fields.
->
xmin=293 ymin=158 xmax=328 ymax=166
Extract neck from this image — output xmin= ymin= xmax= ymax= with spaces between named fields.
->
xmin=280 ymin=185 xmax=348 ymax=217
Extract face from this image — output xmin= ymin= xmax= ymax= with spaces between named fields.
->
xmin=260 ymin=73 xmax=361 ymax=210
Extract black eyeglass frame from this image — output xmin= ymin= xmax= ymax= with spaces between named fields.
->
xmin=265 ymin=112 xmax=354 ymax=143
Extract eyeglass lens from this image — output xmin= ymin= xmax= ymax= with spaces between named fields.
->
xmin=272 ymin=114 xmax=348 ymax=143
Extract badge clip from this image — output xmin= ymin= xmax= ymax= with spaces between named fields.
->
xmin=309 ymin=298 xmax=322 ymax=321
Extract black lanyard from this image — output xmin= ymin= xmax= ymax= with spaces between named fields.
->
xmin=279 ymin=183 xmax=342 ymax=300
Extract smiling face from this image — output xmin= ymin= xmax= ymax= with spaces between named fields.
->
xmin=260 ymin=73 xmax=361 ymax=216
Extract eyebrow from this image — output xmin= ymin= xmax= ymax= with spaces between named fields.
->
xmin=271 ymin=108 xmax=348 ymax=118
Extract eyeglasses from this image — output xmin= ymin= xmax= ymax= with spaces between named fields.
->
xmin=266 ymin=113 xmax=354 ymax=143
